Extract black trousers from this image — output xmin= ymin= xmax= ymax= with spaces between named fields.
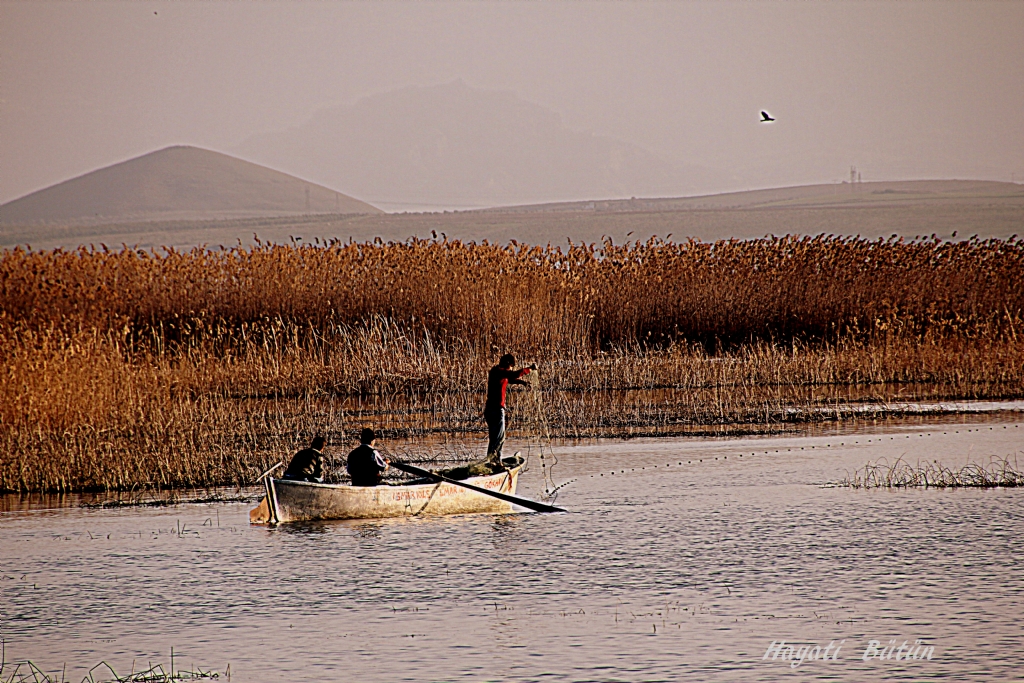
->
xmin=485 ymin=407 xmax=505 ymax=459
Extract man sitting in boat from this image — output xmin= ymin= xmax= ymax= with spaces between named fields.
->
xmin=485 ymin=354 xmax=536 ymax=466
xmin=282 ymin=436 xmax=326 ymax=482
xmin=347 ymin=428 xmax=390 ymax=486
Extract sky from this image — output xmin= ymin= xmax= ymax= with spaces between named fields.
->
xmin=2 ymin=1 xmax=1023 ymax=207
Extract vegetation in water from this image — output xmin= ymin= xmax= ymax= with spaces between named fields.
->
xmin=0 ymin=642 xmax=222 ymax=683
xmin=1 ymin=234 xmax=1022 ymax=492
xmin=838 ymin=455 xmax=1024 ymax=488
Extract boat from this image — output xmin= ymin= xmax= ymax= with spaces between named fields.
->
xmin=250 ymin=458 xmax=524 ymax=524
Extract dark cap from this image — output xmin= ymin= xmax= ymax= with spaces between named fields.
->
xmin=311 ymin=435 xmax=326 ymax=450
xmin=499 ymin=353 xmax=516 ymax=368
xmin=360 ymin=428 xmax=376 ymax=444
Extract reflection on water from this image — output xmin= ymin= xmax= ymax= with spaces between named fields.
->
xmin=2 ymin=413 xmax=1023 ymax=682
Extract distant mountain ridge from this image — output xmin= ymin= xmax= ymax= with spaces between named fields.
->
xmin=0 ymin=146 xmax=381 ymax=225
xmin=477 ymin=180 xmax=1024 ymax=214
xmin=5 ymin=179 xmax=1020 ymax=252
xmin=233 ymin=80 xmax=729 ymax=210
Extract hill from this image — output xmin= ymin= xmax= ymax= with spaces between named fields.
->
xmin=3 ymin=180 xmax=1020 ymax=252
xmin=0 ymin=146 xmax=381 ymax=226
xmin=232 ymin=80 xmax=727 ymax=211
xmin=482 ymin=180 xmax=1023 ymax=214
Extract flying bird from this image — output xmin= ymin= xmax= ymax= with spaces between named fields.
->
xmin=760 ymin=111 xmax=775 ymax=123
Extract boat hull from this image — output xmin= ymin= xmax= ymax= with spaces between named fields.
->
xmin=250 ymin=466 xmax=521 ymax=523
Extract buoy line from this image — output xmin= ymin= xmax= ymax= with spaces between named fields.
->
xmin=580 ymin=423 xmax=1021 ymax=480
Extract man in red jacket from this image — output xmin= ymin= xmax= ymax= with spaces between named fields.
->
xmin=485 ymin=353 xmax=536 ymax=465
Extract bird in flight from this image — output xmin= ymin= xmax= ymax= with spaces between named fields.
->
xmin=760 ymin=111 xmax=775 ymax=123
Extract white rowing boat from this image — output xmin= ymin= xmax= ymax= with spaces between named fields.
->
xmin=249 ymin=463 xmax=523 ymax=523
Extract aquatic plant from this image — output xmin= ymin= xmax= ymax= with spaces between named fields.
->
xmin=839 ymin=455 xmax=1024 ymax=488
xmin=0 ymin=643 xmax=221 ymax=683
xmin=1 ymin=235 xmax=1022 ymax=492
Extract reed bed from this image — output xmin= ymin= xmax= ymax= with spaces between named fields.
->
xmin=2 ymin=235 xmax=1022 ymax=492
xmin=840 ymin=455 xmax=1024 ymax=488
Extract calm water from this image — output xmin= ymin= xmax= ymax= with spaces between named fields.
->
xmin=2 ymin=415 xmax=1023 ymax=682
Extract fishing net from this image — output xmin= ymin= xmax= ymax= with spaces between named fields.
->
xmin=518 ymin=369 xmax=566 ymax=499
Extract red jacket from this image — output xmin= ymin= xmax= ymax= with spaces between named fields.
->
xmin=485 ymin=365 xmax=531 ymax=411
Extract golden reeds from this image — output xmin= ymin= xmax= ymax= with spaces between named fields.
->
xmin=1 ymin=235 xmax=1022 ymax=492
xmin=4 ymin=235 xmax=1021 ymax=348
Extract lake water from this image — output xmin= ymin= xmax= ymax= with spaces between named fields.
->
xmin=2 ymin=414 xmax=1022 ymax=682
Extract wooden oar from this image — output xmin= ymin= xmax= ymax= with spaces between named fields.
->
xmin=391 ymin=461 xmax=566 ymax=514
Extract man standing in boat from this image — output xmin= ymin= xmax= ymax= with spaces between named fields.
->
xmin=282 ymin=436 xmax=326 ymax=482
xmin=485 ymin=354 xmax=536 ymax=466
xmin=347 ymin=428 xmax=390 ymax=486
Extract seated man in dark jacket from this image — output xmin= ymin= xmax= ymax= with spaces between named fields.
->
xmin=347 ymin=428 xmax=389 ymax=486
xmin=282 ymin=436 xmax=326 ymax=482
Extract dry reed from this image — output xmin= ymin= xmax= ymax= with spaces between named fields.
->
xmin=0 ymin=641 xmax=220 ymax=683
xmin=840 ymin=455 xmax=1024 ymax=488
xmin=1 ymin=235 xmax=1022 ymax=492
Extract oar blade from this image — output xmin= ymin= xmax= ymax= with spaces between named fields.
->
xmin=392 ymin=461 xmax=566 ymax=514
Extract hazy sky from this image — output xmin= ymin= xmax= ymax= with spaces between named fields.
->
xmin=3 ymin=1 xmax=1023 ymax=206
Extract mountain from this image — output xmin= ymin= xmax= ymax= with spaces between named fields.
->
xmin=233 ymin=81 xmax=725 ymax=211
xmin=0 ymin=146 xmax=381 ymax=225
